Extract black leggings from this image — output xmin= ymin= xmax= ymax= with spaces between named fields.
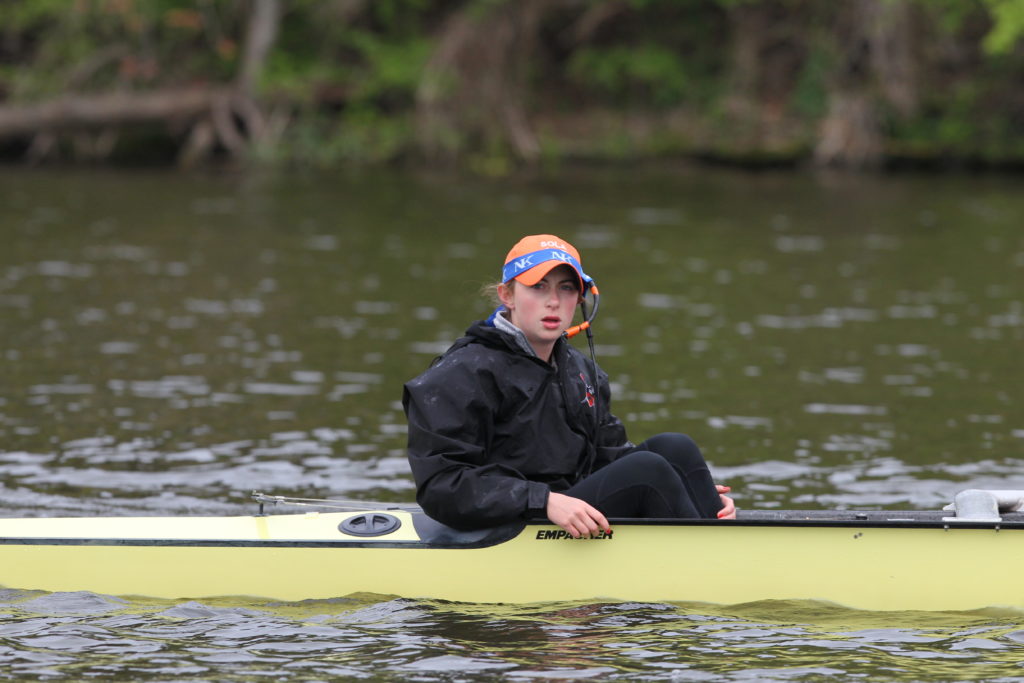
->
xmin=563 ymin=433 xmax=723 ymax=519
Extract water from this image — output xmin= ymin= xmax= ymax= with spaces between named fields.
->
xmin=3 ymin=592 xmax=1024 ymax=680
xmin=1 ymin=165 xmax=1024 ymax=679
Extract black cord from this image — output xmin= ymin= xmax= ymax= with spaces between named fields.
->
xmin=579 ymin=295 xmax=601 ymax=477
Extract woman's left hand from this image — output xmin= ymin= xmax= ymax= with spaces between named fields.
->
xmin=715 ymin=484 xmax=736 ymax=519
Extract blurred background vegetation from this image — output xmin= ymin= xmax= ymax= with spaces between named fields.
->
xmin=0 ymin=0 xmax=1022 ymax=172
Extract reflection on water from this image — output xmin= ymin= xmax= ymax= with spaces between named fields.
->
xmin=2 ymin=167 xmax=1022 ymax=514
xmin=0 ymin=427 xmax=411 ymax=517
xmin=1 ymin=166 xmax=1023 ymax=678
xmin=2 ymin=591 xmax=1023 ymax=681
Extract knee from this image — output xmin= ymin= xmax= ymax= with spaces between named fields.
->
xmin=645 ymin=432 xmax=704 ymax=467
xmin=616 ymin=450 xmax=678 ymax=484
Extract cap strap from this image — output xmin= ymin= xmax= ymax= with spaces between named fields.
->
xmin=501 ymin=248 xmax=592 ymax=285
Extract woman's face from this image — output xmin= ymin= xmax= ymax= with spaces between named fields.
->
xmin=498 ymin=264 xmax=581 ymax=360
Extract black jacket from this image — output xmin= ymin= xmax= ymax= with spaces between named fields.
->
xmin=402 ymin=319 xmax=630 ymax=529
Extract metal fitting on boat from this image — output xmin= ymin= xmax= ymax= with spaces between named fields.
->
xmin=942 ymin=489 xmax=1024 ymax=522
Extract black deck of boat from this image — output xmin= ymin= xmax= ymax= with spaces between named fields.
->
xmin=408 ymin=508 xmax=1024 ymax=547
xmin=733 ymin=508 xmax=1024 ymax=527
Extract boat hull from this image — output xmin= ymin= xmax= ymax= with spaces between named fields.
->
xmin=2 ymin=509 xmax=1023 ymax=610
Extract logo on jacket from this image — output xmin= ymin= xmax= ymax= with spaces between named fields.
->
xmin=579 ymin=373 xmax=595 ymax=408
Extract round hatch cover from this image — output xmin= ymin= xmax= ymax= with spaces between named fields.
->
xmin=339 ymin=513 xmax=401 ymax=537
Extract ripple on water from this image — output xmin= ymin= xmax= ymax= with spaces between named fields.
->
xmin=16 ymin=591 xmax=126 ymax=615
xmin=0 ymin=427 xmax=415 ymax=516
xmin=4 ymin=165 xmax=1024 ymax=679
xmin=804 ymin=403 xmax=888 ymax=416
xmin=1 ymin=591 xmax=1024 ymax=680
xmin=243 ymin=382 xmax=320 ymax=396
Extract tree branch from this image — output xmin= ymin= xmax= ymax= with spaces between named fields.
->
xmin=0 ymin=87 xmax=231 ymax=138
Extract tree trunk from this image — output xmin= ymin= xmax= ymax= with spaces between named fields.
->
xmin=815 ymin=92 xmax=883 ymax=167
xmin=237 ymin=0 xmax=281 ymax=95
xmin=870 ymin=0 xmax=919 ymax=118
xmin=720 ymin=1 xmax=809 ymax=152
xmin=415 ymin=0 xmax=564 ymax=163
xmin=815 ymin=0 xmax=918 ymax=167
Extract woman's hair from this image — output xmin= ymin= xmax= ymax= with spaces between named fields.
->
xmin=481 ymin=280 xmax=511 ymax=307
xmin=481 ymin=268 xmax=583 ymax=307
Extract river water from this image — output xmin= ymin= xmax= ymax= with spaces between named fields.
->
xmin=1 ymin=165 xmax=1023 ymax=679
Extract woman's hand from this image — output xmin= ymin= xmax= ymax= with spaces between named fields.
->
xmin=546 ymin=492 xmax=610 ymax=538
xmin=716 ymin=484 xmax=736 ymax=519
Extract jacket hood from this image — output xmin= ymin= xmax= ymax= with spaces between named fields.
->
xmin=464 ymin=316 xmax=566 ymax=365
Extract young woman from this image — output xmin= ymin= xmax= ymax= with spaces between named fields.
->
xmin=403 ymin=234 xmax=735 ymax=536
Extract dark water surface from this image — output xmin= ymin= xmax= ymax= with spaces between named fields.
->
xmin=2 ymin=166 xmax=1023 ymax=679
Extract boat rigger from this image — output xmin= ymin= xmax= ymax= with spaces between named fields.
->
xmin=1 ymin=489 xmax=1023 ymax=611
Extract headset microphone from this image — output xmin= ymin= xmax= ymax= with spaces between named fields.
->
xmin=563 ymin=283 xmax=600 ymax=339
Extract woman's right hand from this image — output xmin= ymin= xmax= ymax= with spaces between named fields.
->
xmin=546 ymin=492 xmax=610 ymax=538
xmin=716 ymin=484 xmax=737 ymax=519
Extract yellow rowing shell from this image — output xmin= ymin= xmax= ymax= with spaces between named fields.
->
xmin=1 ymin=505 xmax=1022 ymax=611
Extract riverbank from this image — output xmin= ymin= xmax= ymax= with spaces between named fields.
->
xmin=2 ymin=1 xmax=1022 ymax=172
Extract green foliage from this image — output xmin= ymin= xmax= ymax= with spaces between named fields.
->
xmin=342 ymin=31 xmax=431 ymax=105
xmin=0 ymin=0 xmax=243 ymax=99
xmin=710 ymin=0 xmax=766 ymax=7
xmin=0 ymin=0 xmax=1022 ymax=168
xmin=789 ymin=46 xmax=831 ymax=119
xmin=262 ymin=5 xmax=432 ymax=164
xmin=279 ymin=108 xmax=413 ymax=166
xmin=923 ymin=0 xmax=1024 ymax=55
xmin=920 ymin=0 xmax=983 ymax=34
xmin=264 ymin=2 xmax=433 ymax=108
xmin=369 ymin=0 xmax=430 ymax=30
xmin=0 ymin=0 xmax=74 ymax=27
xmin=568 ymin=44 xmax=690 ymax=108
xmin=886 ymin=79 xmax=1013 ymax=162
xmin=981 ymin=0 xmax=1024 ymax=54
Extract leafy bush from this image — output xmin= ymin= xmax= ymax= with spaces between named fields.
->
xmin=567 ymin=44 xmax=691 ymax=108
